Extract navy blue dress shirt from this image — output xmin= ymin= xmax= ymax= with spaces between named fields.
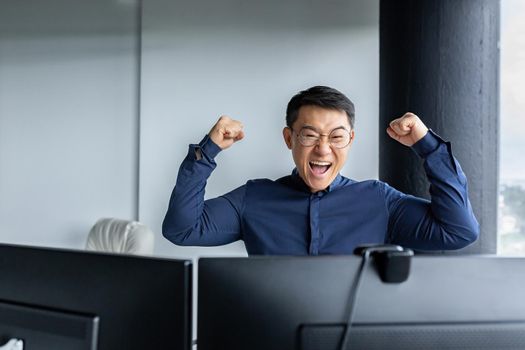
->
xmin=162 ymin=131 xmax=479 ymax=255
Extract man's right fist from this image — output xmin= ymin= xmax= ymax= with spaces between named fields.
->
xmin=208 ymin=115 xmax=245 ymax=150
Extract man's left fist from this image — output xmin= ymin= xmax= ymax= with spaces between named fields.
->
xmin=386 ymin=112 xmax=429 ymax=147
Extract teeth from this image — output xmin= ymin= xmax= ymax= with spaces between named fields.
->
xmin=310 ymin=161 xmax=332 ymax=166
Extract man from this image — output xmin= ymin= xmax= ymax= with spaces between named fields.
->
xmin=162 ymin=86 xmax=478 ymax=255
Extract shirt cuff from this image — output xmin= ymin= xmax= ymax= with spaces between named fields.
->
xmin=411 ymin=129 xmax=443 ymax=158
xmin=196 ymin=134 xmax=222 ymax=160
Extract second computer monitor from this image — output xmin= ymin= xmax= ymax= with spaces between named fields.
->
xmin=198 ymin=255 xmax=525 ymax=350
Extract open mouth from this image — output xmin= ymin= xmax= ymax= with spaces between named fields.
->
xmin=309 ymin=161 xmax=332 ymax=176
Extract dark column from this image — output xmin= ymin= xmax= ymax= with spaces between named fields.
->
xmin=379 ymin=0 xmax=499 ymax=253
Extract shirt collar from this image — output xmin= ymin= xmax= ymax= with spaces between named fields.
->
xmin=290 ymin=168 xmax=345 ymax=193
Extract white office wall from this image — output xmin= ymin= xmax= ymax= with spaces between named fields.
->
xmin=140 ymin=0 xmax=380 ymax=259
xmin=0 ymin=0 xmax=138 ymax=248
xmin=0 ymin=0 xmax=379 ymax=255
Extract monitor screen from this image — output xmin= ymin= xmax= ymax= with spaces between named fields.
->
xmin=0 ymin=244 xmax=192 ymax=350
xmin=198 ymin=255 xmax=525 ymax=350
xmin=0 ymin=301 xmax=98 ymax=350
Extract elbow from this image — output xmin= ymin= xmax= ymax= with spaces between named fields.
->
xmin=162 ymin=219 xmax=190 ymax=246
xmin=161 ymin=223 xmax=177 ymax=244
xmin=462 ymin=219 xmax=480 ymax=247
xmin=162 ymin=227 xmax=191 ymax=246
xmin=446 ymin=222 xmax=480 ymax=250
xmin=467 ymin=222 xmax=480 ymax=245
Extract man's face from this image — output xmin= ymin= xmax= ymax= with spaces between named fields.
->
xmin=283 ymin=105 xmax=354 ymax=193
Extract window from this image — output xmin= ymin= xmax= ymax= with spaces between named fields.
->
xmin=499 ymin=0 xmax=525 ymax=255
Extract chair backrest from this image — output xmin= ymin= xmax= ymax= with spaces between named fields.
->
xmin=86 ymin=218 xmax=154 ymax=255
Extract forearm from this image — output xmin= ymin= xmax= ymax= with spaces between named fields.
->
xmin=427 ymin=147 xmax=477 ymax=239
xmin=162 ymin=135 xmax=237 ymax=246
xmin=388 ymin=131 xmax=479 ymax=250
xmin=162 ymin=161 xmax=211 ymax=243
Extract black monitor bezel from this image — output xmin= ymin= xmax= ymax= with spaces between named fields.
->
xmin=0 ymin=243 xmax=192 ymax=350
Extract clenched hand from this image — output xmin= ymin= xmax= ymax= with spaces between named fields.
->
xmin=209 ymin=115 xmax=245 ymax=150
xmin=386 ymin=112 xmax=429 ymax=147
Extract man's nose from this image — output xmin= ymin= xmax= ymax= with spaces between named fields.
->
xmin=315 ymin=136 xmax=332 ymax=155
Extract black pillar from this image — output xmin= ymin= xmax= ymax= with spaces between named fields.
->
xmin=379 ymin=0 xmax=499 ymax=253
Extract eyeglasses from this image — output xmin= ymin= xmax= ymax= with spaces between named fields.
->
xmin=291 ymin=127 xmax=352 ymax=149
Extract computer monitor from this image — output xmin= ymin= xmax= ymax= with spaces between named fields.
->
xmin=0 ymin=243 xmax=192 ymax=350
xmin=198 ymin=255 xmax=525 ymax=350
xmin=0 ymin=301 xmax=98 ymax=350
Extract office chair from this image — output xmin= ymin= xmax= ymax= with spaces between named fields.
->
xmin=86 ymin=218 xmax=155 ymax=255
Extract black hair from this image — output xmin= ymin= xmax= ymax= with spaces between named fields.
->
xmin=285 ymin=86 xmax=355 ymax=129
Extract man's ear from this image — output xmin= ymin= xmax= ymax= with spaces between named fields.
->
xmin=349 ymin=129 xmax=355 ymax=148
xmin=283 ymin=127 xmax=292 ymax=149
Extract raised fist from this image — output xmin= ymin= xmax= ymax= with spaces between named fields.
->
xmin=208 ymin=115 xmax=245 ymax=150
xmin=386 ymin=112 xmax=429 ymax=147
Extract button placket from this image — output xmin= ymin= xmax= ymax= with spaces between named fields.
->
xmin=308 ymin=192 xmax=322 ymax=255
